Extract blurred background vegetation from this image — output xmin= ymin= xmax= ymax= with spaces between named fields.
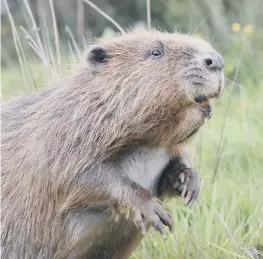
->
xmin=1 ymin=0 xmax=263 ymax=258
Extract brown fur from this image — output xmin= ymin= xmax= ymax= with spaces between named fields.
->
xmin=1 ymin=29 xmax=224 ymax=258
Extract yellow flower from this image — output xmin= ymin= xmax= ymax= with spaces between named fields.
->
xmin=225 ymin=63 xmax=234 ymax=73
xmin=243 ymin=24 xmax=253 ymax=34
xmin=232 ymin=23 xmax=241 ymax=32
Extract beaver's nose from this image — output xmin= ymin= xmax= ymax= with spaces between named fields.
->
xmin=203 ymin=53 xmax=224 ymax=70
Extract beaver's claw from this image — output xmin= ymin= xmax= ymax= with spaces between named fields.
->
xmin=174 ymin=168 xmax=201 ymax=206
xmin=131 ymin=197 xmax=173 ymax=235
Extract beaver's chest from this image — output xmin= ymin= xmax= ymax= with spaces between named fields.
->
xmin=84 ymin=147 xmax=170 ymax=259
xmin=117 ymin=147 xmax=170 ymax=195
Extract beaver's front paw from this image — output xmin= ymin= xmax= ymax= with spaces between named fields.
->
xmin=173 ymin=168 xmax=201 ymax=206
xmin=158 ymin=160 xmax=201 ymax=206
xmin=131 ymin=197 xmax=173 ymax=235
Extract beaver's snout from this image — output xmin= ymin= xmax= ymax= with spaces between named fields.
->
xmin=203 ymin=52 xmax=224 ymax=71
xmin=182 ymin=49 xmax=224 ymax=104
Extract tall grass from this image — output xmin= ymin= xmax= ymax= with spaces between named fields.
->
xmin=1 ymin=0 xmax=262 ymax=258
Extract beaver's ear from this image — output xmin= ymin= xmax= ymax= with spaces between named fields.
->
xmin=86 ymin=45 xmax=108 ymax=65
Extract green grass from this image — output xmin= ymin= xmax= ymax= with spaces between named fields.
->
xmin=1 ymin=63 xmax=46 ymax=98
xmin=1 ymin=0 xmax=263 ymax=258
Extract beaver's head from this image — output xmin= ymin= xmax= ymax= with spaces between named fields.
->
xmin=83 ymin=29 xmax=224 ymax=147
xmin=86 ymin=29 xmax=224 ymax=109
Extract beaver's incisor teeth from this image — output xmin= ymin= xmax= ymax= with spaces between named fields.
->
xmin=194 ymin=96 xmax=210 ymax=106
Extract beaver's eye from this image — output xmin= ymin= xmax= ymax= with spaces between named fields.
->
xmin=152 ymin=49 xmax=162 ymax=56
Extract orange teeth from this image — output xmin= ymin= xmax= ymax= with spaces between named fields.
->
xmin=199 ymin=100 xmax=210 ymax=106
xmin=194 ymin=96 xmax=209 ymax=106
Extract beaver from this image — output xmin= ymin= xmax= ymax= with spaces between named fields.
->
xmin=1 ymin=29 xmax=224 ymax=258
